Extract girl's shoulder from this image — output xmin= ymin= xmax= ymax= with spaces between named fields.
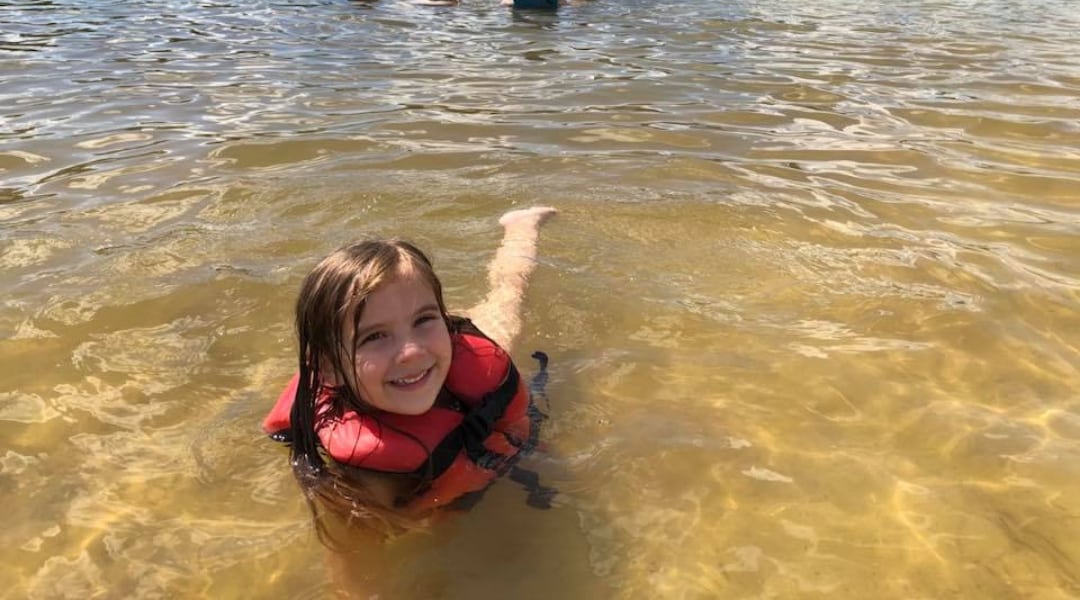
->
xmin=446 ymin=315 xmax=514 ymax=400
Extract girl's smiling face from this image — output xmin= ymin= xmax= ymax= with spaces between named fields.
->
xmin=328 ymin=270 xmax=452 ymax=415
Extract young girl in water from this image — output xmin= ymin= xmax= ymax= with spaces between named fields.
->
xmin=262 ymin=207 xmax=557 ymax=543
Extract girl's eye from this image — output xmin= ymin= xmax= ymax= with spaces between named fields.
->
xmin=359 ymin=331 xmax=386 ymax=346
xmin=415 ymin=314 xmax=439 ymax=327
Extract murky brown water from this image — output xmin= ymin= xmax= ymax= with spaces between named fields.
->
xmin=2 ymin=0 xmax=1079 ymax=597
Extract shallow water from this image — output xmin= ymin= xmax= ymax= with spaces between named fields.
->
xmin=2 ymin=0 xmax=1079 ymax=597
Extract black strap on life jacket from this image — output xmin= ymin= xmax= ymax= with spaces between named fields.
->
xmin=421 ymin=360 xmax=523 ymax=480
xmin=510 ymin=351 xmax=556 ymax=508
xmin=441 ymin=351 xmax=555 ymax=511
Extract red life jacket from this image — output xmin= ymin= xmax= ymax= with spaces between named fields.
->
xmin=262 ymin=330 xmax=531 ymax=512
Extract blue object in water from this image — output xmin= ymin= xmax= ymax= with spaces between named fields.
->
xmin=513 ymin=0 xmax=558 ymax=9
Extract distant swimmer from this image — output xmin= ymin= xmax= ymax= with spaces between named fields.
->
xmin=503 ymin=0 xmax=559 ymax=7
xmin=409 ymin=0 xmax=560 ymax=7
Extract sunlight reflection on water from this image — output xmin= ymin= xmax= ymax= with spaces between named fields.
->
xmin=2 ymin=0 xmax=1079 ymax=597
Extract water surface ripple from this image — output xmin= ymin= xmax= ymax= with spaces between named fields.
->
xmin=2 ymin=0 xmax=1079 ymax=598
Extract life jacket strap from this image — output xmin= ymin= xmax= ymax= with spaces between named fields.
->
xmin=422 ymin=362 xmax=522 ymax=479
xmin=421 ymin=351 xmax=556 ymax=510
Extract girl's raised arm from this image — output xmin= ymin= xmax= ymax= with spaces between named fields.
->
xmin=465 ymin=206 xmax=558 ymax=351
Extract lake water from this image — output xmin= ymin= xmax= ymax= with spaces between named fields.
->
xmin=2 ymin=0 xmax=1079 ymax=597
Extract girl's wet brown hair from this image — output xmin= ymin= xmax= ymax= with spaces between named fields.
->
xmin=288 ymin=239 xmax=450 ymax=544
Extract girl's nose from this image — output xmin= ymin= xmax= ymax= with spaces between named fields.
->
xmin=397 ymin=337 xmax=424 ymax=362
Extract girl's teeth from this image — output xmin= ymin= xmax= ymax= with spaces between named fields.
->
xmin=394 ymin=370 xmax=426 ymax=385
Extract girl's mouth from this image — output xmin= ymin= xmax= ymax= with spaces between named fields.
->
xmin=389 ymin=367 xmax=432 ymax=388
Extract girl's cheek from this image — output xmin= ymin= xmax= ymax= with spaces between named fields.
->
xmin=426 ymin=322 xmax=451 ymax=345
xmin=421 ymin=327 xmax=443 ymax=346
xmin=356 ymin=359 xmax=380 ymax=379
